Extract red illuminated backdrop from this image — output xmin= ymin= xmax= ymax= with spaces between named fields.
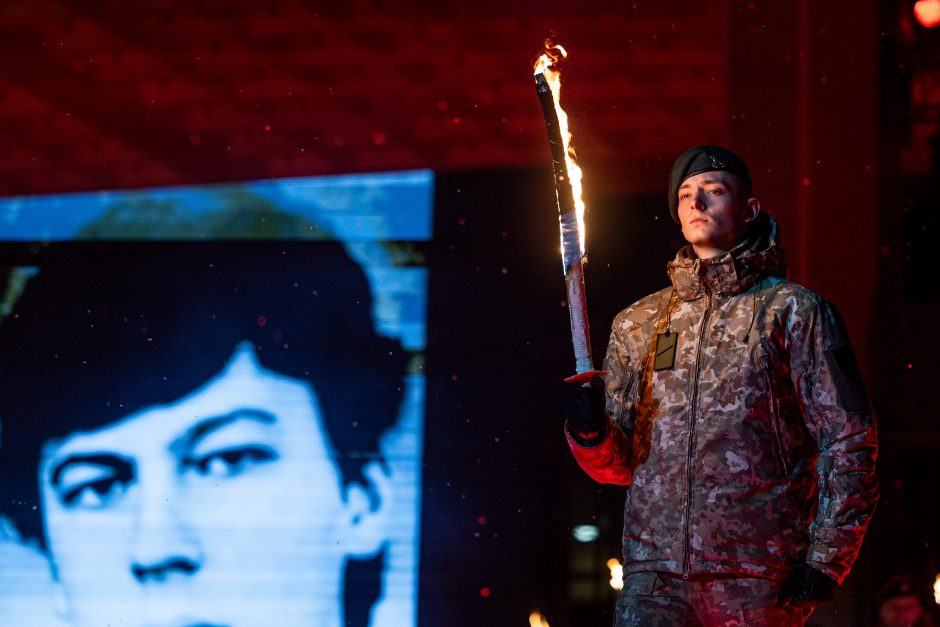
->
xmin=0 ymin=1 xmax=731 ymax=196
xmin=0 ymin=0 xmax=879 ymax=375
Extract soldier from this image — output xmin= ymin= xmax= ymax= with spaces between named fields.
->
xmin=566 ymin=146 xmax=879 ymax=626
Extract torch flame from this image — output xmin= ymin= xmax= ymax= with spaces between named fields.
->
xmin=532 ymin=42 xmax=567 ymax=76
xmin=534 ymin=39 xmax=586 ymax=256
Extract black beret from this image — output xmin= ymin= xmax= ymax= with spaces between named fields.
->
xmin=667 ymin=145 xmax=752 ymax=222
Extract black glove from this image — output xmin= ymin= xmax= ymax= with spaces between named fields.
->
xmin=565 ymin=375 xmax=608 ymax=443
xmin=777 ymin=564 xmax=838 ymax=608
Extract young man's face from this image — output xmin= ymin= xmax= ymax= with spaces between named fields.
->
xmin=39 ymin=342 xmax=386 ymax=627
xmin=676 ymin=170 xmax=759 ymax=259
xmin=878 ymin=594 xmax=925 ymax=627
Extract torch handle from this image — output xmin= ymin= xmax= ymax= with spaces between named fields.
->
xmin=563 ymin=260 xmax=607 ymax=384
xmin=565 ymin=257 xmax=593 ymax=374
xmin=535 ymin=68 xmax=604 ymax=382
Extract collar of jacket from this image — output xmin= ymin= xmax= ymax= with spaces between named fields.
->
xmin=666 ymin=214 xmax=788 ymax=301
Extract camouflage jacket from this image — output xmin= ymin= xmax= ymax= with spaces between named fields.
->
xmin=566 ymin=217 xmax=878 ymax=584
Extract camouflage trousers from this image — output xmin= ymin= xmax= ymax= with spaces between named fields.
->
xmin=614 ymin=572 xmax=808 ymax=627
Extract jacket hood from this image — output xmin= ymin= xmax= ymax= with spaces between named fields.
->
xmin=667 ymin=212 xmax=788 ymax=300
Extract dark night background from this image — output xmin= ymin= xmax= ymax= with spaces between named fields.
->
xmin=1 ymin=1 xmax=939 ymax=625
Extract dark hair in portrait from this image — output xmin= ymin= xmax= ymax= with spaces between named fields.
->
xmin=0 ymin=241 xmax=407 ymax=624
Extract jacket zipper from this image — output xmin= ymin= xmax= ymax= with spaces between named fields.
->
xmin=683 ymin=289 xmax=712 ymax=578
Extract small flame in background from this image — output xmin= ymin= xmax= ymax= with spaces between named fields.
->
xmin=607 ymin=557 xmax=624 ymax=591
xmin=534 ymin=38 xmax=586 ymax=256
xmin=915 ymin=0 xmax=940 ymax=28
xmin=933 ymin=573 xmax=940 ymax=605
xmin=528 ymin=610 xmax=551 ymax=627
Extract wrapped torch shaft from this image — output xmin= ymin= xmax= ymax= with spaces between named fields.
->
xmin=535 ymin=72 xmax=599 ymax=381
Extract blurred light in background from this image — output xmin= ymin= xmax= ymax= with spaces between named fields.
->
xmin=915 ymin=0 xmax=940 ymax=28
xmin=933 ymin=573 xmax=940 ymax=605
xmin=607 ymin=558 xmax=624 ymax=591
xmin=528 ymin=610 xmax=550 ymax=627
xmin=572 ymin=524 xmax=600 ymax=543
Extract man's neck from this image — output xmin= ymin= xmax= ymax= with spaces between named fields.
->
xmin=691 ymin=244 xmax=729 ymax=260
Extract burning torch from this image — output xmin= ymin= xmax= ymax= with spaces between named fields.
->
xmin=533 ymin=40 xmax=605 ymax=384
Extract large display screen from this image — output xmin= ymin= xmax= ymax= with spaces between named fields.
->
xmin=0 ymin=170 xmax=432 ymax=627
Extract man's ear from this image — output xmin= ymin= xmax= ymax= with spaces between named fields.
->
xmin=340 ymin=459 xmax=391 ymax=557
xmin=743 ymin=197 xmax=761 ymax=224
